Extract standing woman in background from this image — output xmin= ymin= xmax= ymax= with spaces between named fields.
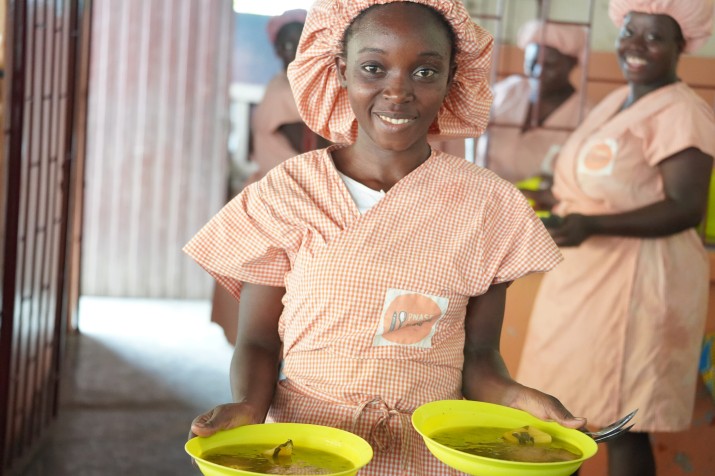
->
xmin=242 ymin=9 xmax=328 ymax=190
xmin=517 ymin=1 xmax=715 ymax=475
xmin=214 ymin=10 xmax=328 ymax=345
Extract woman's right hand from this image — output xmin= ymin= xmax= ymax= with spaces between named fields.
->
xmin=189 ymin=402 xmax=261 ymax=439
xmin=520 ymin=188 xmax=557 ymax=212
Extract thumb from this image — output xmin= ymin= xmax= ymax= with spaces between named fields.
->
xmin=545 ymin=406 xmax=586 ymax=430
xmin=559 ymin=415 xmax=587 ymax=430
xmin=191 ymin=407 xmax=232 ymax=437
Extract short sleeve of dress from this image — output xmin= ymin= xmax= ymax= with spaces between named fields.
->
xmin=477 ymin=180 xmax=563 ymax=287
xmin=639 ymin=93 xmax=715 ymax=166
xmin=183 ymin=179 xmax=295 ymax=301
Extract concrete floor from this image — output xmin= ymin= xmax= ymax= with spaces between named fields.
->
xmin=17 ymin=297 xmax=234 ymax=476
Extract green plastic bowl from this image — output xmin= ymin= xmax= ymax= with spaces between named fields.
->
xmin=185 ymin=423 xmax=373 ymax=476
xmin=412 ymin=400 xmax=597 ymax=476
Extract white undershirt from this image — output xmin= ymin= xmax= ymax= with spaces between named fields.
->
xmin=337 ymin=171 xmax=386 ymax=214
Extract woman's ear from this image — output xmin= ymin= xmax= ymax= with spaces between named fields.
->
xmin=335 ymin=55 xmax=348 ymax=88
xmin=446 ymin=64 xmax=457 ymax=97
xmin=676 ymin=38 xmax=686 ymax=54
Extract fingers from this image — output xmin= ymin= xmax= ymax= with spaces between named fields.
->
xmin=538 ymin=395 xmax=587 ymax=430
xmin=189 ymin=403 xmax=259 ymax=439
xmin=191 ymin=407 xmax=227 ymax=437
xmin=511 ymin=388 xmax=587 ymax=430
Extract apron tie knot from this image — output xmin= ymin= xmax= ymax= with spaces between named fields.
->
xmin=350 ymin=397 xmax=412 ymax=472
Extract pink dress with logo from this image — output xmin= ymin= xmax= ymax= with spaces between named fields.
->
xmin=480 ymin=75 xmax=590 ymax=183
xmin=185 ymin=146 xmax=561 ymax=474
xmin=517 ymin=82 xmax=715 ymax=432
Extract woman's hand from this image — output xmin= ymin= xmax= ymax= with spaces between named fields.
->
xmin=504 ymin=383 xmax=587 ymax=430
xmin=548 ymin=213 xmax=593 ymax=247
xmin=187 ymin=283 xmax=285 ymax=442
xmin=548 ymin=148 xmax=713 ymax=242
xmin=189 ymin=402 xmax=261 ymax=439
xmin=520 ymin=188 xmax=557 ymax=212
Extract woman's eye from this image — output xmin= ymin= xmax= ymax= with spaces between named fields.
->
xmin=415 ymin=68 xmax=436 ymax=78
xmin=619 ymin=27 xmax=632 ymax=38
xmin=361 ymin=64 xmax=381 ymax=74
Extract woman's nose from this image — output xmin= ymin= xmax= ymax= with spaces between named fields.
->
xmin=619 ymin=34 xmax=646 ymax=51
xmin=382 ymin=73 xmax=414 ymax=103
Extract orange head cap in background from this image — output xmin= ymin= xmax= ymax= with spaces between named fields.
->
xmin=286 ymin=0 xmax=495 ymax=144
xmin=608 ymin=0 xmax=714 ymax=53
xmin=266 ymin=9 xmax=308 ymax=45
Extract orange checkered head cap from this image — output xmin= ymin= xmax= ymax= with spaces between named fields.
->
xmin=609 ymin=0 xmax=714 ymax=53
xmin=287 ymin=0 xmax=494 ymax=144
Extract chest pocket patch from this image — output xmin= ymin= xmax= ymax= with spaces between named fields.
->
xmin=373 ymin=288 xmax=449 ymax=348
xmin=577 ymin=138 xmax=618 ymax=177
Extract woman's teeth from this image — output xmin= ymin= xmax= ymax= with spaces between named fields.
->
xmin=378 ymin=115 xmax=412 ymax=125
xmin=625 ymin=55 xmax=646 ymax=66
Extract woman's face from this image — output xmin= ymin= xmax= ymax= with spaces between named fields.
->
xmin=275 ymin=22 xmax=304 ymax=69
xmin=523 ymin=44 xmax=576 ymax=97
xmin=336 ymin=3 xmax=453 ymax=153
xmin=616 ymin=12 xmax=683 ymax=85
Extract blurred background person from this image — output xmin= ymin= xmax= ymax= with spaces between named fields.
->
xmin=517 ymin=1 xmax=715 ymax=475
xmin=240 ymin=8 xmax=328 ymax=190
xmin=480 ymin=19 xmax=591 ymax=184
xmin=216 ymin=8 xmax=328 ymax=345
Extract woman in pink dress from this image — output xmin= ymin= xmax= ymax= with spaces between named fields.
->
xmin=244 ymin=9 xmax=328 ymax=188
xmin=517 ymin=1 xmax=715 ymax=475
xmin=186 ymin=1 xmax=586 ymax=474
xmin=212 ymin=10 xmax=329 ymax=345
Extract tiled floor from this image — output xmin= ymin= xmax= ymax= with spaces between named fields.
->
xmin=17 ymin=297 xmax=234 ymax=476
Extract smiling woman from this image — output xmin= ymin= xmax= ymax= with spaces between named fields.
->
xmin=516 ymin=1 xmax=715 ymax=476
xmin=183 ymin=1 xmax=589 ymax=475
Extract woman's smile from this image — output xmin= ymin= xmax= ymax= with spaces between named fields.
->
xmin=622 ymin=54 xmax=647 ymax=71
xmin=375 ymin=113 xmax=417 ymax=127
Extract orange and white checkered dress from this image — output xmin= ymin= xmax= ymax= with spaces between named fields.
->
xmin=184 ymin=146 xmax=561 ymax=475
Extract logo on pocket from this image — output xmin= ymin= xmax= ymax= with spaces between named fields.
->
xmin=577 ymin=138 xmax=617 ymax=176
xmin=373 ymin=289 xmax=449 ymax=348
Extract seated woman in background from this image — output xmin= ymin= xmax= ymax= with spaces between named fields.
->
xmin=480 ymin=19 xmax=591 ymax=184
xmin=517 ymin=1 xmax=715 ymax=475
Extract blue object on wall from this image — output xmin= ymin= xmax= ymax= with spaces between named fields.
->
xmin=700 ymin=333 xmax=714 ymax=401
xmin=234 ymin=13 xmax=282 ymax=85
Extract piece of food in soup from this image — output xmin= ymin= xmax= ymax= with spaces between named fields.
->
xmin=503 ymin=425 xmax=552 ymax=446
xmin=431 ymin=425 xmax=581 ymax=463
xmin=203 ymin=441 xmax=354 ymax=474
xmin=262 ymin=439 xmax=294 ymax=459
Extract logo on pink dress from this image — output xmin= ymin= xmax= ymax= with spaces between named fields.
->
xmin=373 ymin=289 xmax=449 ymax=348
xmin=577 ymin=138 xmax=618 ymax=176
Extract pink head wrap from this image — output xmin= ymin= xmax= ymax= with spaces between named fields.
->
xmin=266 ymin=9 xmax=308 ymax=45
xmin=517 ymin=19 xmax=589 ymax=63
xmin=287 ymin=0 xmax=494 ymax=143
xmin=608 ymin=0 xmax=714 ymax=53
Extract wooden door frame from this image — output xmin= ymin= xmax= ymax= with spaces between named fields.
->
xmin=0 ymin=0 xmax=92 ymax=472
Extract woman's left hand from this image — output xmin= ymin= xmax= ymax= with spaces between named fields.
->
xmin=505 ymin=383 xmax=587 ymax=430
xmin=548 ymin=213 xmax=592 ymax=247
